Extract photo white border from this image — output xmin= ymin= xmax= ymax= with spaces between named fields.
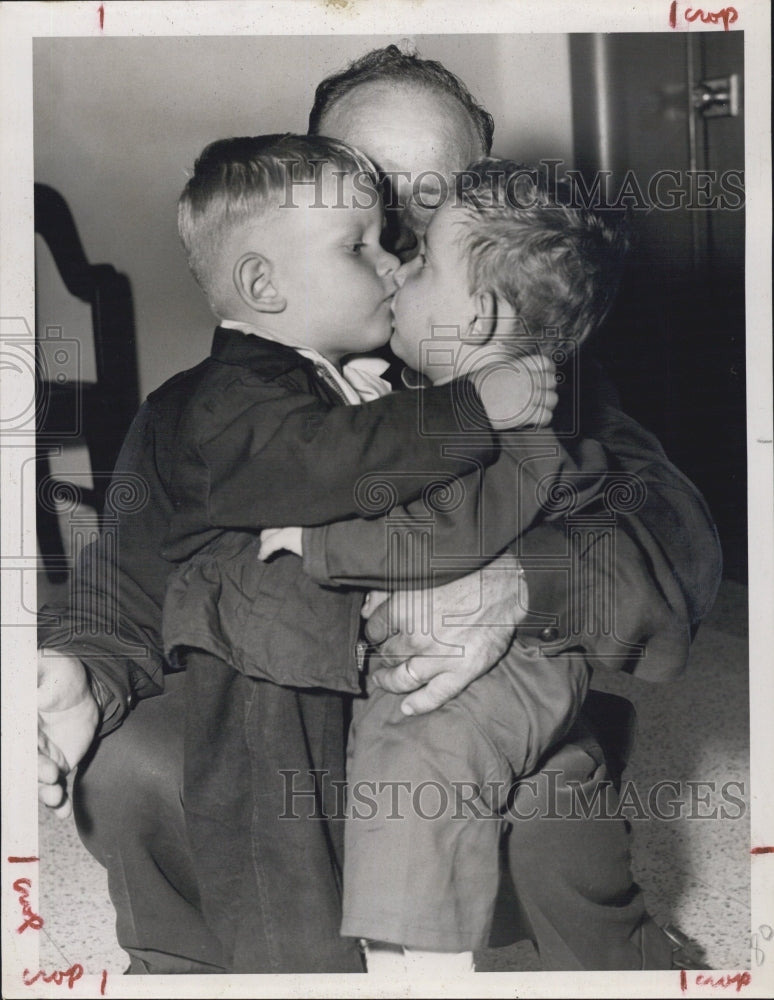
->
xmin=1 ymin=2 xmax=771 ymax=997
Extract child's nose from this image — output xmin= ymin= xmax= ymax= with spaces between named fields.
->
xmin=393 ymin=257 xmax=416 ymax=288
xmin=377 ymin=247 xmax=401 ymax=280
xmin=393 ymin=264 xmax=407 ymax=288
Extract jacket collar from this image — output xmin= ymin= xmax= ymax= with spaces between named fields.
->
xmin=210 ymin=326 xmax=311 ymax=379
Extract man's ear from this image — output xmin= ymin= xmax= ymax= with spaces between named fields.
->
xmin=233 ymin=252 xmax=287 ymax=314
xmin=467 ymin=290 xmax=497 ymax=342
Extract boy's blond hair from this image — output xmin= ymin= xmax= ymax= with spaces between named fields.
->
xmin=178 ymin=134 xmax=378 ymax=306
xmin=455 ymin=159 xmax=630 ymax=350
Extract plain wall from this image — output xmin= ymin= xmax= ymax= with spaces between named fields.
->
xmin=33 ymin=34 xmax=574 ymax=399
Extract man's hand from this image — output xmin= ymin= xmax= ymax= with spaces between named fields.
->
xmin=364 ymin=554 xmax=528 ymax=716
xmin=470 ymin=353 xmax=557 ymax=431
xmin=38 ymin=653 xmax=100 ymax=819
xmin=258 ymin=526 xmax=303 ymax=560
xmin=360 ymin=589 xmax=390 ymax=620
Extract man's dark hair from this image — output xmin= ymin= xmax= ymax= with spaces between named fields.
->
xmin=308 ymin=44 xmax=494 ymax=154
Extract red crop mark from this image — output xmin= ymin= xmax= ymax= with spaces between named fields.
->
xmin=22 ymin=965 xmax=84 ymax=989
xmin=98 ymin=4 xmax=104 ymax=30
xmin=8 ymin=856 xmax=39 ymax=863
xmin=13 ymin=878 xmax=44 ymax=933
xmin=750 ymin=846 xmax=774 ymax=855
xmin=685 ymin=6 xmax=738 ymax=30
xmin=669 ymin=2 xmax=739 ymax=29
xmin=695 ymin=972 xmax=751 ymax=991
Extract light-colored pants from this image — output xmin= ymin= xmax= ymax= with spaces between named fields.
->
xmin=341 ymin=643 xmax=589 ymax=951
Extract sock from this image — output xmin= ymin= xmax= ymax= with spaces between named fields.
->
xmin=404 ymin=948 xmax=475 ymax=976
xmin=361 ymin=941 xmax=406 ymax=977
xmin=362 ymin=940 xmax=475 ymax=976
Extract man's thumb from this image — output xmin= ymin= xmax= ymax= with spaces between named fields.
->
xmin=363 ymin=600 xmax=391 ymax=645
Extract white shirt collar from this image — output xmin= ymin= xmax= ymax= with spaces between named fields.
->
xmin=218 ymin=320 xmax=391 ymax=403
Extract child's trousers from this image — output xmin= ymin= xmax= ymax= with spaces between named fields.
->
xmin=341 ymin=643 xmax=589 ymax=951
xmin=75 ymin=658 xmax=364 ymax=974
xmin=73 ymin=657 xmax=675 ymax=971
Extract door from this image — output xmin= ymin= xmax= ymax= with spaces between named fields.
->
xmin=569 ymin=32 xmax=746 ymax=580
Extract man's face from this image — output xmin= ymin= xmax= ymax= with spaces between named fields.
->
xmin=318 ymin=82 xmax=483 ymax=262
xmin=389 ymin=200 xmax=479 ymax=380
xmin=255 ymin=168 xmax=399 ymax=363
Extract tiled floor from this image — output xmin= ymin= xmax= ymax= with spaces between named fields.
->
xmin=36 ymin=579 xmax=751 ymax=977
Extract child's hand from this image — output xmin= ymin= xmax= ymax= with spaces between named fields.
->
xmin=258 ymin=526 xmax=303 ymax=560
xmin=471 ymin=353 xmax=557 ymax=431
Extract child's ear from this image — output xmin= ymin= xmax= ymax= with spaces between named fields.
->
xmin=468 ymin=290 xmax=498 ymax=343
xmin=233 ymin=252 xmax=287 ymax=314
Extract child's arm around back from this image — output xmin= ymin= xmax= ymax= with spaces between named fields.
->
xmin=162 ymin=347 xmax=534 ymax=562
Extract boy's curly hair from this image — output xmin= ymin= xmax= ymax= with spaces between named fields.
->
xmin=455 ymin=159 xmax=631 ymax=350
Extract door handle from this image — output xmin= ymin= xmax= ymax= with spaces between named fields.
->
xmin=692 ymin=74 xmax=740 ymax=118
